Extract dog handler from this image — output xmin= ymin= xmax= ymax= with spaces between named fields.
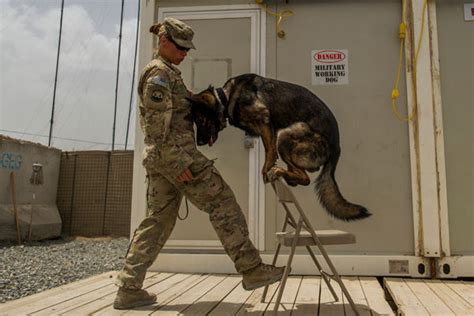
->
xmin=113 ymin=18 xmax=285 ymax=310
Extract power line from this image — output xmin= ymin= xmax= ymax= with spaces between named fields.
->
xmin=0 ymin=129 xmax=127 ymax=147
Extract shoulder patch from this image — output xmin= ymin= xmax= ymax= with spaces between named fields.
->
xmin=151 ymin=91 xmax=164 ymax=103
xmin=149 ymin=76 xmax=169 ymax=88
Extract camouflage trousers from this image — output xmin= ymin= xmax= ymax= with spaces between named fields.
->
xmin=116 ymin=135 xmax=262 ymax=289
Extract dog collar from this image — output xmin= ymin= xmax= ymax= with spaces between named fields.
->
xmin=214 ymin=88 xmax=228 ymax=108
xmin=213 ymin=87 xmax=228 ymax=130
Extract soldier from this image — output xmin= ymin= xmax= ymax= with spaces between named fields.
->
xmin=113 ymin=17 xmax=285 ymax=310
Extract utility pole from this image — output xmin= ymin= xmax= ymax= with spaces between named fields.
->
xmin=125 ymin=0 xmax=141 ymax=150
xmin=112 ymin=0 xmax=125 ymax=151
xmin=48 ymin=0 xmax=65 ymax=147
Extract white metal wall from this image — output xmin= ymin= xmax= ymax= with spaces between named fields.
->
xmin=131 ymin=0 xmax=473 ymax=277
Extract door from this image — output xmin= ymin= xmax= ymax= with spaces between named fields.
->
xmin=156 ymin=5 xmax=265 ymax=251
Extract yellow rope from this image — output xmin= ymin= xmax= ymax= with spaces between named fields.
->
xmin=392 ymin=0 xmax=428 ymax=122
xmin=255 ymin=0 xmax=294 ymax=38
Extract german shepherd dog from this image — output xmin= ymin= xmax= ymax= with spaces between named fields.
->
xmin=187 ymin=74 xmax=370 ymax=221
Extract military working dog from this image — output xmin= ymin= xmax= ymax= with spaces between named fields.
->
xmin=187 ymin=74 xmax=370 ymax=221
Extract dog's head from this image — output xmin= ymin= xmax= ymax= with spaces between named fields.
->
xmin=186 ymin=86 xmax=226 ymax=146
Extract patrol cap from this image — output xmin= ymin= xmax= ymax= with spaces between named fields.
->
xmin=164 ymin=17 xmax=195 ymax=49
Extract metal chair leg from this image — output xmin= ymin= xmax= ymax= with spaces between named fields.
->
xmin=309 ymin=230 xmax=360 ymax=316
xmin=262 ymin=214 xmax=290 ymax=303
xmin=334 ymin=275 xmax=360 ymax=316
xmin=305 ymin=245 xmax=339 ymax=301
xmin=262 ymin=242 xmax=282 ymax=303
xmin=272 ymin=247 xmax=296 ymax=315
xmin=272 ymin=219 xmax=303 ymax=314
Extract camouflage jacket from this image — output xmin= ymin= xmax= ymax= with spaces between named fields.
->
xmin=138 ymin=55 xmax=194 ymax=175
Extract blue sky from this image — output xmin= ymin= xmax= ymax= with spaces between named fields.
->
xmin=0 ymin=0 xmax=140 ymax=150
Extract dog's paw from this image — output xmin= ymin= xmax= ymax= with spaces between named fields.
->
xmin=266 ymin=166 xmax=283 ymax=183
xmin=262 ymin=172 xmax=270 ymax=183
xmin=262 ymin=167 xmax=273 ymax=183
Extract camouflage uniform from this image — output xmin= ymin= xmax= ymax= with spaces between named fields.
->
xmin=115 ymin=24 xmax=262 ymax=289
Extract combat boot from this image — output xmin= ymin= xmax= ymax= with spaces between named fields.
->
xmin=113 ymin=287 xmax=157 ymax=310
xmin=242 ymin=263 xmax=286 ymax=290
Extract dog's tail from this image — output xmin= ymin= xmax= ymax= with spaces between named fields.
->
xmin=315 ymin=150 xmax=371 ymax=221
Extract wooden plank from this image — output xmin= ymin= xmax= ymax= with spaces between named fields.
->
xmin=444 ymin=280 xmax=474 ymax=307
xmin=181 ymin=275 xmax=241 ymax=315
xmin=424 ymin=279 xmax=474 ymax=315
xmin=235 ymin=282 xmax=279 ymax=315
xmin=318 ymin=275 xmax=344 ymax=316
xmin=291 ymin=276 xmax=320 ymax=316
xmin=341 ymin=277 xmax=371 ymax=316
xmin=122 ymin=274 xmax=202 ymax=315
xmin=33 ymin=273 xmax=173 ymax=316
xmin=384 ymin=278 xmax=429 ymax=315
xmin=265 ymin=276 xmax=302 ymax=315
xmin=67 ymin=273 xmax=186 ymax=315
xmin=0 ymin=271 xmax=117 ymax=313
xmin=152 ymin=274 xmax=226 ymax=315
xmin=359 ymin=277 xmax=394 ymax=316
xmin=70 ymin=288 xmax=124 ymax=316
xmin=94 ymin=273 xmax=205 ymax=315
xmin=142 ymin=274 xmax=207 ymax=314
xmin=208 ymin=279 xmax=253 ymax=316
xmin=0 ymin=271 xmax=121 ymax=315
xmin=404 ymin=279 xmax=454 ymax=315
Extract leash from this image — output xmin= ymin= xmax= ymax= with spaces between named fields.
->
xmin=178 ymin=197 xmax=190 ymax=220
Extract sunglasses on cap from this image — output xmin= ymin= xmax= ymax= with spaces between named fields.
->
xmin=167 ymin=36 xmax=191 ymax=52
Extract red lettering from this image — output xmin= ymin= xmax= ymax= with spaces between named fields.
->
xmin=316 ymin=53 xmax=343 ymax=61
xmin=314 ymin=50 xmax=346 ymax=63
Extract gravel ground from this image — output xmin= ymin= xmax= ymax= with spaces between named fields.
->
xmin=0 ymin=237 xmax=129 ymax=303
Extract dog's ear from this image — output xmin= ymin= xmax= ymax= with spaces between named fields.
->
xmin=186 ymin=89 xmax=219 ymax=113
xmin=186 ymin=93 xmax=207 ymax=106
xmin=185 ymin=94 xmax=212 ymax=111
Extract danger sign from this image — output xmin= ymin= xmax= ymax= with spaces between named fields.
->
xmin=311 ymin=49 xmax=349 ymax=85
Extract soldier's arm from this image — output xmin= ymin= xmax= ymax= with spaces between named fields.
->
xmin=142 ymin=68 xmax=194 ymax=179
xmin=142 ymin=68 xmax=172 ymax=111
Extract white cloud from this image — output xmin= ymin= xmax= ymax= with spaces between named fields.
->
xmin=0 ymin=1 xmax=138 ymax=150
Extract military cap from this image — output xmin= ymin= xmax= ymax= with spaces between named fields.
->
xmin=164 ymin=17 xmax=195 ymax=49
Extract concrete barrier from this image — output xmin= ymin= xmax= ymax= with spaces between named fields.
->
xmin=0 ymin=135 xmax=62 ymax=241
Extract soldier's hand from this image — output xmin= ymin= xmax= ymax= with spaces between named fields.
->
xmin=177 ymin=168 xmax=193 ymax=182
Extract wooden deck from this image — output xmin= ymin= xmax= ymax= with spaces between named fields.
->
xmin=3 ymin=272 xmax=473 ymax=316
xmin=384 ymin=278 xmax=474 ymax=316
xmin=0 ymin=271 xmax=394 ymax=315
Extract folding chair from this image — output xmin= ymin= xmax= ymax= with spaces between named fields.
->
xmin=262 ymin=177 xmax=360 ymax=316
